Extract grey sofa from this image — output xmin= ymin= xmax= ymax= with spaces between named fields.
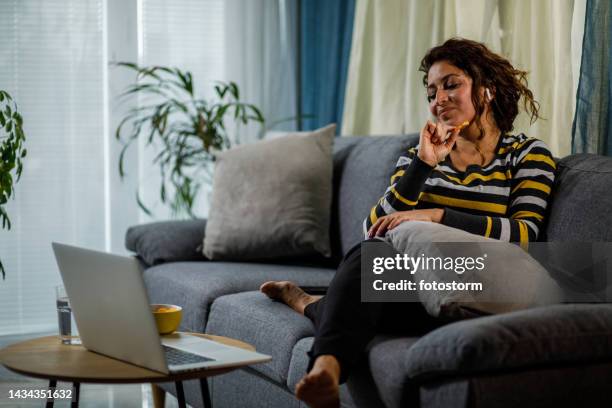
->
xmin=126 ymin=135 xmax=612 ymax=407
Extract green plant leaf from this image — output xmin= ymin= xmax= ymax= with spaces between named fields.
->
xmin=174 ymin=69 xmax=193 ymax=96
xmin=15 ymin=162 xmax=22 ymax=181
xmin=118 ymin=143 xmax=130 ymax=178
xmin=113 ymin=61 xmax=139 ymax=70
xmin=229 ymin=82 xmax=239 ymax=99
xmin=113 ymin=65 xmax=264 ymax=218
xmin=12 ymin=112 xmax=22 ymax=126
xmin=136 ymin=191 xmax=153 ymax=216
xmin=1 ymin=207 xmax=11 ymax=229
xmin=214 ymin=82 xmax=229 ymax=99
xmin=249 ymin=105 xmax=265 ymax=122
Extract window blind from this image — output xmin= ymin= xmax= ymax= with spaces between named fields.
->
xmin=0 ymin=0 xmax=105 ymax=335
xmin=0 ymin=0 xmax=228 ymax=335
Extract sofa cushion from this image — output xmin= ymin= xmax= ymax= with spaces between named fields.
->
xmin=206 ymin=291 xmax=314 ymax=385
xmin=204 ymin=124 xmax=335 ymax=261
xmin=331 ymin=135 xmax=419 ymax=256
xmin=143 ymin=263 xmax=333 ymax=333
xmin=385 ymin=221 xmax=562 ymax=317
xmin=544 ymin=153 xmax=612 ymax=241
xmin=126 ymin=219 xmax=208 ymax=265
xmin=404 ymin=303 xmax=612 ymax=380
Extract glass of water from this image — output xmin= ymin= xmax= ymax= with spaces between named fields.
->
xmin=55 ymin=285 xmax=81 ymax=345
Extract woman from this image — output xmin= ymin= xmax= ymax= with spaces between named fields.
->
xmin=261 ymin=38 xmax=556 ymax=408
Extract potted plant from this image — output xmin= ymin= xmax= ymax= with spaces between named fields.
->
xmin=114 ymin=63 xmax=265 ymax=217
xmin=0 ymin=90 xmax=27 ymax=279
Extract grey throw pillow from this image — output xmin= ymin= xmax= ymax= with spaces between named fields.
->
xmin=203 ymin=124 xmax=335 ymax=260
xmin=385 ymin=221 xmax=563 ymax=318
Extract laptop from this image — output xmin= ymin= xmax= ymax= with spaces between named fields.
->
xmin=52 ymin=242 xmax=271 ymax=374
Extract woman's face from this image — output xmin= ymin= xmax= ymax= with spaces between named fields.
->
xmin=427 ymin=61 xmax=476 ymax=127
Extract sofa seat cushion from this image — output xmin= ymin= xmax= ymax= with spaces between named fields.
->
xmin=206 ymin=291 xmax=315 ymax=385
xmin=143 ymin=263 xmax=333 ymax=333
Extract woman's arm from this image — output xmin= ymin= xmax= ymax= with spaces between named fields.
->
xmin=363 ymin=149 xmax=434 ymax=237
xmin=363 ymin=121 xmax=459 ymax=238
xmin=441 ymin=139 xmax=556 ymax=245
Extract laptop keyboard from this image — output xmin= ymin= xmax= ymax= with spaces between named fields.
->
xmin=163 ymin=345 xmax=215 ymax=366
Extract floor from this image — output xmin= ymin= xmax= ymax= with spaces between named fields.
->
xmin=0 ymin=333 xmax=180 ymax=407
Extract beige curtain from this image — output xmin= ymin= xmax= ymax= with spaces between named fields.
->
xmin=342 ymin=0 xmax=585 ymax=157
xmin=342 ymin=0 xmax=410 ymax=135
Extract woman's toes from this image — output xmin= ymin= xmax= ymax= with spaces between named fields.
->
xmin=260 ymin=281 xmax=284 ymax=299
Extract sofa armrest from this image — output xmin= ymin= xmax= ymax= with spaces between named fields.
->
xmin=405 ymin=304 xmax=612 ymax=381
xmin=125 ymin=219 xmax=208 ymax=266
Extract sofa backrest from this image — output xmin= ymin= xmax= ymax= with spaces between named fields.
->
xmin=330 ymin=134 xmax=419 ymax=257
xmin=543 ymin=153 xmax=612 ymax=241
xmin=331 ymin=138 xmax=612 ymax=255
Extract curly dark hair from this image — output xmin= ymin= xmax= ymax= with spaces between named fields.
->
xmin=419 ymin=38 xmax=541 ymax=136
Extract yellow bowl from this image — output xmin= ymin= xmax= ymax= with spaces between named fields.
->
xmin=151 ymin=304 xmax=183 ymax=334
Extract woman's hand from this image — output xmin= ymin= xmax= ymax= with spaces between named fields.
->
xmin=418 ymin=120 xmax=460 ymax=167
xmin=367 ymin=209 xmax=445 ymax=238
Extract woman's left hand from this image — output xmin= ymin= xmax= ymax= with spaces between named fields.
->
xmin=368 ymin=209 xmax=445 ymax=238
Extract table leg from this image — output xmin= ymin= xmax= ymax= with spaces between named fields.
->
xmin=71 ymin=382 xmax=80 ymax=407
xmin=151 ymin=384 xmax=166 ymax=408
xmin=175 ymin=381 xmax=186 ymax=408
xmin=200 ymin=378 xmax=212 ymax=408
xmin=45 ymin=379 xmax=57 ymax=408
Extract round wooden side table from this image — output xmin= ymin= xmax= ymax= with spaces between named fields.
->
xmin=0 ymin=332 xmax=255 ymax=408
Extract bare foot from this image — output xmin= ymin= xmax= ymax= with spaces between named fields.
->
xmin=259 ymin=281 xmax=321 ymax=315
xmin=295 ymin=355 xmax=341 ymax=408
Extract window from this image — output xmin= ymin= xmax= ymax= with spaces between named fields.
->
xmin=0 ymin=0 xmax=105 ymax=334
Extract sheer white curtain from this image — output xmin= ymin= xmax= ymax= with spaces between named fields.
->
xmin=342 ymin=0 xmax=586 ymax=157
xmin=0 ymin=0 xmax=105 ymax=334
xmin=224 ymin=0 xmax=298 ymax=143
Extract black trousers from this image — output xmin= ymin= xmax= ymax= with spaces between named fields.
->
xmin=303 ymin=240 xmax=445 ymax=383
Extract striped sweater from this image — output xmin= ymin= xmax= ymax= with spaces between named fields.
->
xmin=363 ymin=134 xmax=557 ymax=245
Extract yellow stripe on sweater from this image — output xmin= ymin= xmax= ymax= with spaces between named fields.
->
xmin=521 ymin=153 xmax=556 ymax=169
xmin=390 ymin=186 xmax=419 ymax=206
xmin=443 ymin=171 xmax=509 ymax=186
xmin=498 ymin=138 xmax=533 ymax=155
xmin=420 ymin=193 xmax=507 ymax=214
xmin=511 ymin=180 xmax=551 ymax=195
xmin=369 ymin=205 xmax=378 ymax=225
xmin=511 ymin=211 xmax=544 ymax=221
xmin=390 ymin=169 xmax=405 ymax=184
xmin=518 ymin=220 xmax=529 ymax=245
xmin=485 ymin=216 xmax=492 ymax=237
